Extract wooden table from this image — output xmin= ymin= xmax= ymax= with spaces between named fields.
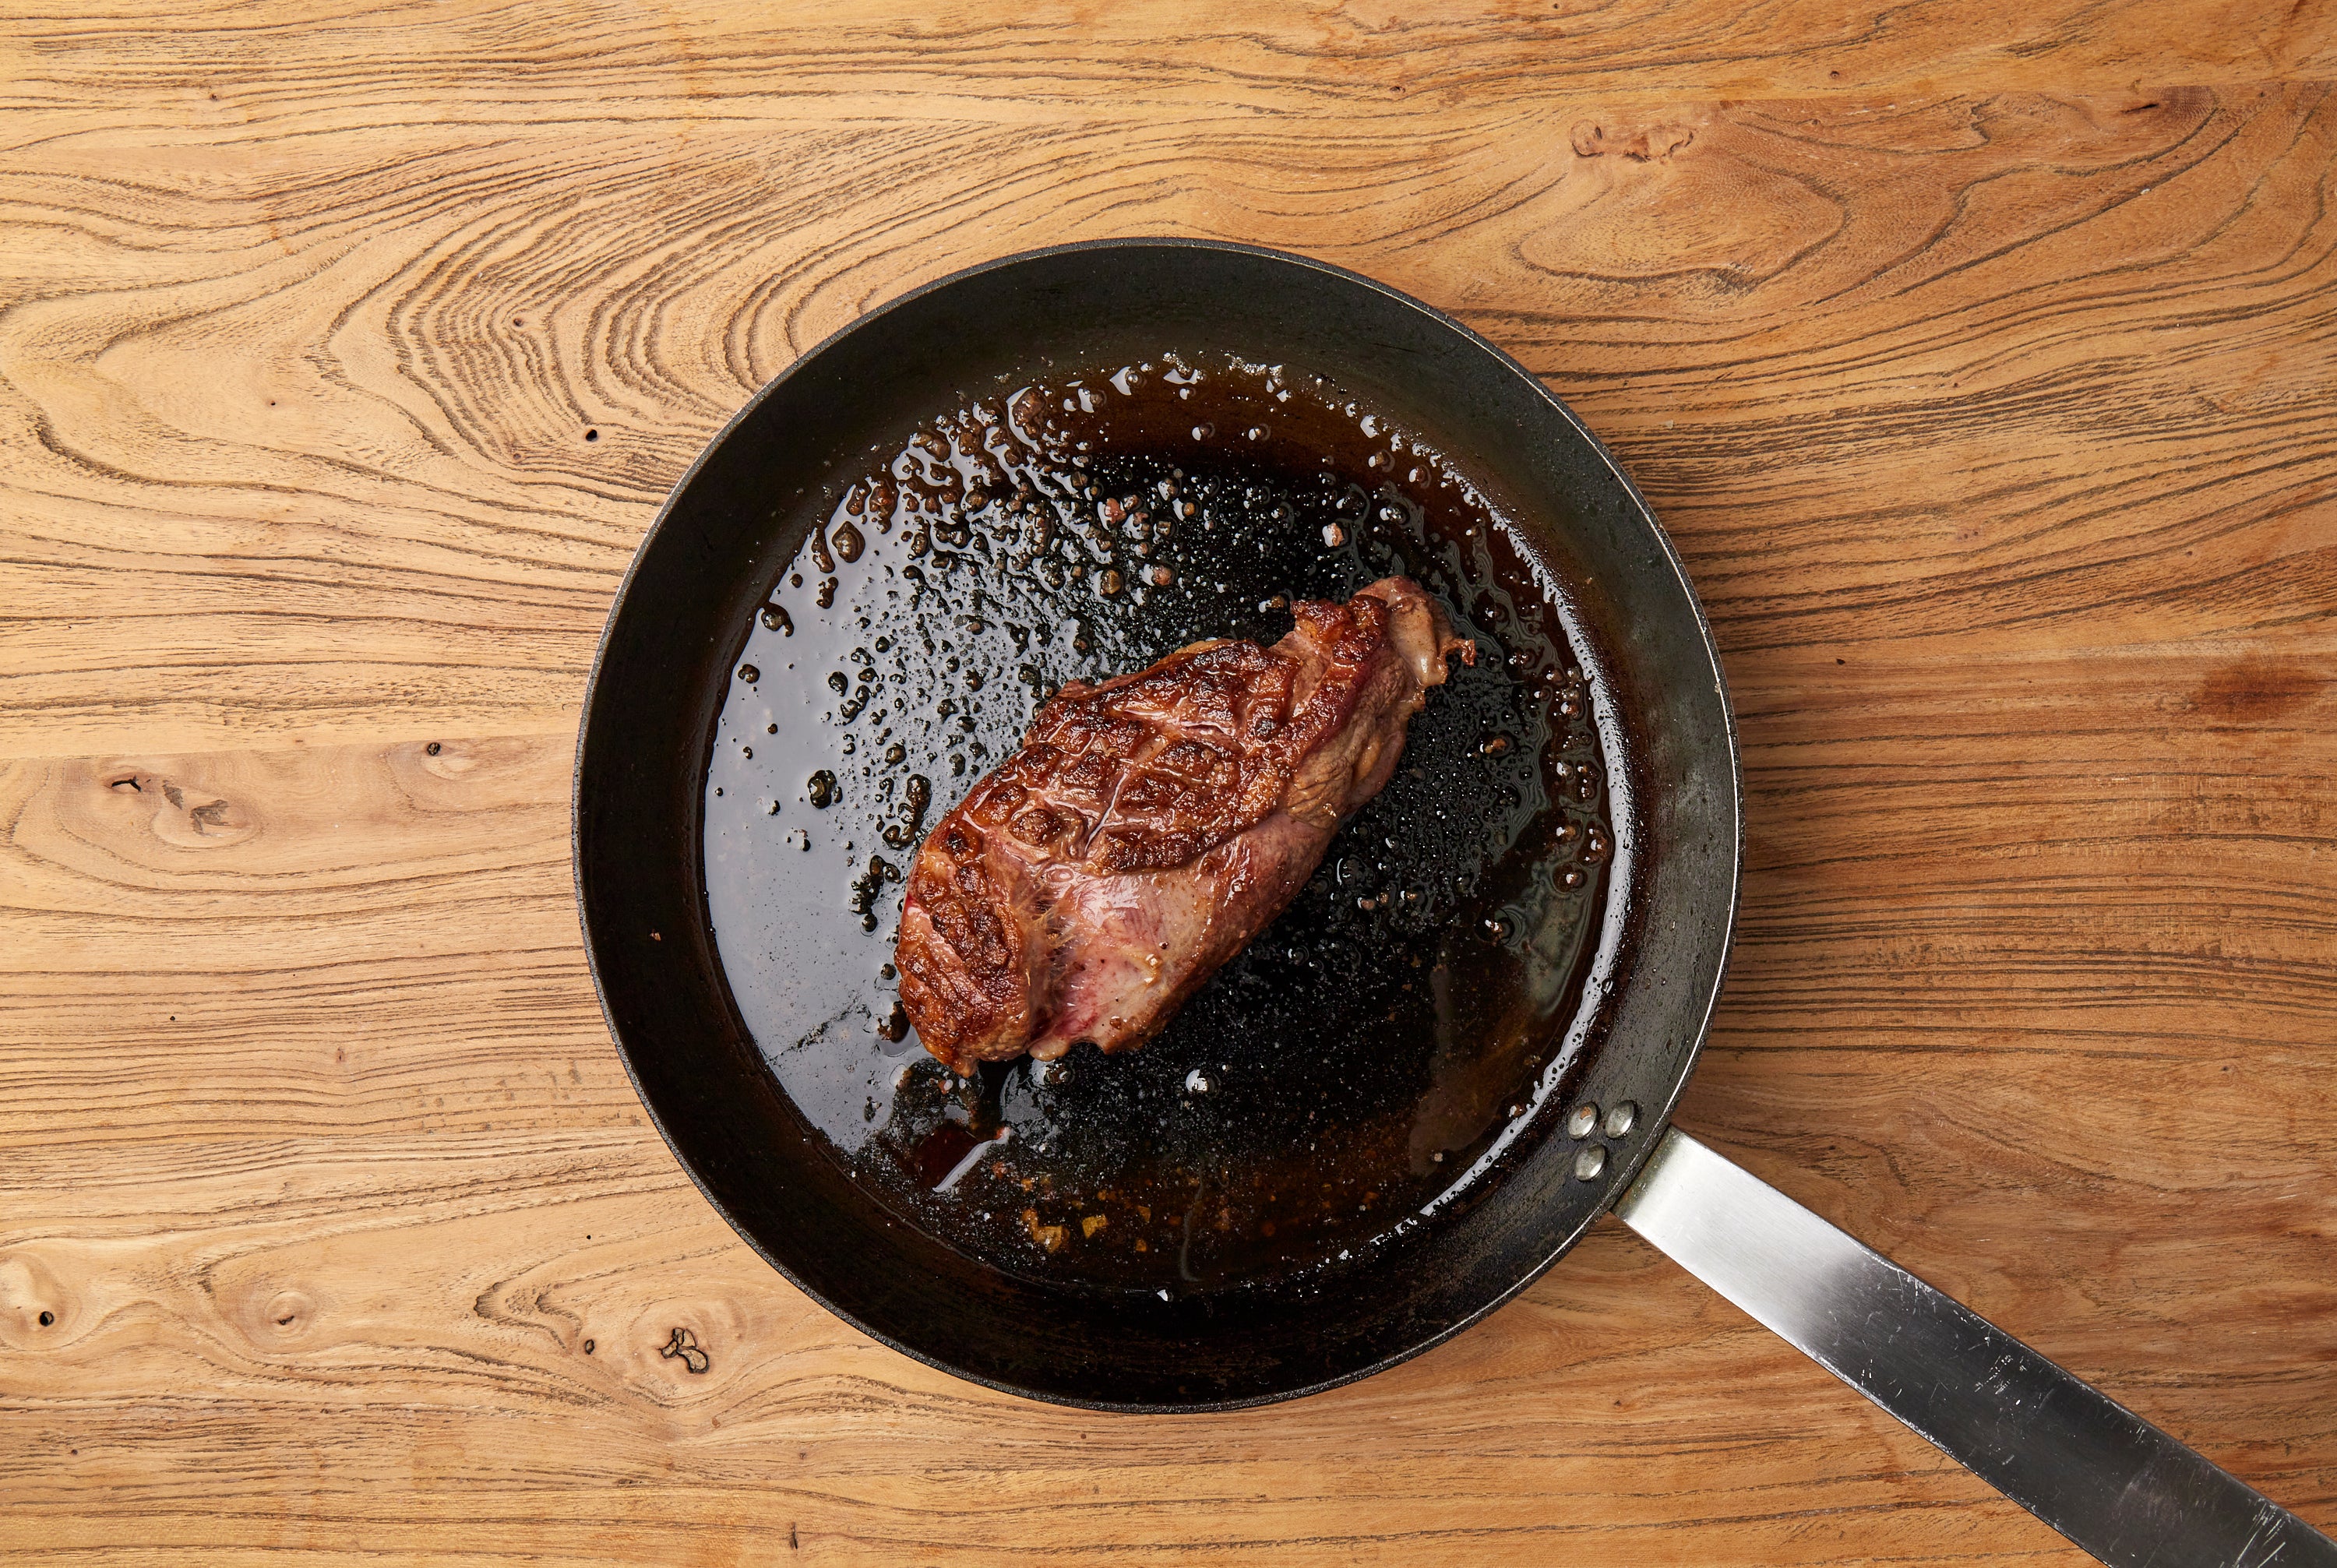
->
xmin=5 ymin=2 xmax=2334 ymax=1561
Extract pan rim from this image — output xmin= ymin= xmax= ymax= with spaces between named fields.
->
xmin=573 ymin=235 xmax=1745 ymax=1411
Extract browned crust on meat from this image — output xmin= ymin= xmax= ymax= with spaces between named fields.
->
xmin=894 ymin=579 xmax=1469 ymax=1072
xmin=893 ymin=815 xmax=1043 ymax=1072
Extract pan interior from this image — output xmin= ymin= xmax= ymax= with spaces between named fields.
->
xmin=701 ymin=351 xmax=1627 ymax=1296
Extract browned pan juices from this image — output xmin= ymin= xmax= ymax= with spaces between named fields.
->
xmin=703 ymin=354 xmax=1627 ymax=1295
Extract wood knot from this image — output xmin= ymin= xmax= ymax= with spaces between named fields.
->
xmin=263 ymin=1290 xmax=313 ymax=1336
xmin=1570 ymin=121 xmax=1695 ymax=161
xmin=225 ymin=1279 xmax=329 ymax=1348
xmin=0 ymin=1251 xmax=74 ymax=1348
xmin=104 ymin=770 xmax=257 ymax=847
xmin=418 ymin=739 xmax=481 ymax=776
xmin=660 ymin=1326 xmax=710 ymax=1373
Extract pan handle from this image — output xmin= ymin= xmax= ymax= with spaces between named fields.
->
xmin=1614 ymin=1129 xmax=2337 ymax=1566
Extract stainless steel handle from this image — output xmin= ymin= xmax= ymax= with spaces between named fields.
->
xmin=1616 ymin=1129 xmax=2337 ymax=1567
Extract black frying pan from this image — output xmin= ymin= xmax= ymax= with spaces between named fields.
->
xmin=574 ymin=240 xmax=2332 ymax=1565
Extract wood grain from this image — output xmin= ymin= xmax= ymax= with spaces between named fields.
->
xmin=2 ymin=0 xmax=2334 ymax=1561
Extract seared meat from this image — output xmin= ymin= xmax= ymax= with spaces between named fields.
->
xmin=895 ymin=576 xmax=1472 ymax=1074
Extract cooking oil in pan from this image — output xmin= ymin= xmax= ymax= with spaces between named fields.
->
xmin=703 ymin=354 xmax=1623 ymax=1294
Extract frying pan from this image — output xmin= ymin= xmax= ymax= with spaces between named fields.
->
xmin=573 ymin=239 xmax=2333 ymax=1565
